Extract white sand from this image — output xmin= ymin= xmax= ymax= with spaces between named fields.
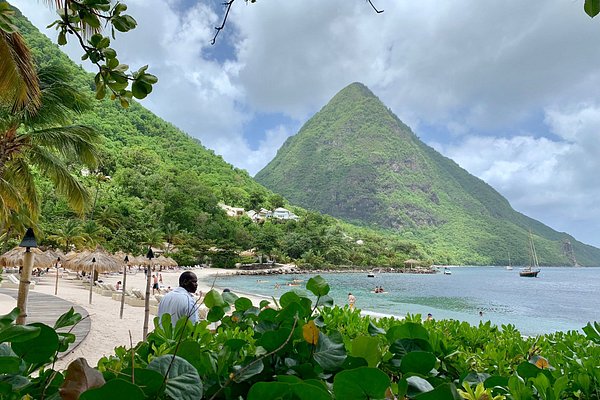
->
xmin=0 ymin=267 xmax=259 ymax=369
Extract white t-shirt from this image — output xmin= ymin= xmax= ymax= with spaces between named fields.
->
xmin=157 ymin=287 xmax=199 ymax=326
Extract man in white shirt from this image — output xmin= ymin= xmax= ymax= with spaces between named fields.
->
xmin=157 ymin=271 xmax=199 ymax=326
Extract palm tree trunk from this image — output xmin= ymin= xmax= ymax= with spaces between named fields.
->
xmin=16 ymin=250 xmax=33 ymax=324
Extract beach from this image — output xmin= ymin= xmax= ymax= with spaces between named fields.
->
xmin=0 ymin=267 xmax=261 ymax=370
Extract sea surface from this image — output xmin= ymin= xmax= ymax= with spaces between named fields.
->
xmin=207 ymin=266 xmax=600 ymax=336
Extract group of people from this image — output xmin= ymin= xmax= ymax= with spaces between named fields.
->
xmin=373 ymin=286 xmax=385 ymax=293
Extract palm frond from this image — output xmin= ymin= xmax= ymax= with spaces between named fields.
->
xmin=22 ymin=65 xmax=93 ymax=127
xmin=0 ymin=31 xmax=40 ymax=113
xmin=23 ymin=125 xmax=100 ymax=168
xmin=0 ymin=176 xmax=23 ymax=219
xmin=5 ymin=158 xmax=39 ymax=218
xmin=25 ymin=146 xmax=90 ymax=214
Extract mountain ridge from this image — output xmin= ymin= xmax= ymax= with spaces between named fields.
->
xmin=255 ymin=82 xmax=600 ymax=266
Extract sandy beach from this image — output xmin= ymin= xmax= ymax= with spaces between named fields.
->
xmin=0 ymin=267 xmax=261 ymax=370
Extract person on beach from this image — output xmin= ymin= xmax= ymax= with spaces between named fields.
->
xmin=158 ymin=271 xmax=199 ymax=326
xmin=348 ymin=293 xmax=356 ymax=309
xmin=152 ymin=274 xmax=160 ymax=294
xmin=426 ymin=313 xmax=433 ymax=321
xmin=115 ymin=281 xmax=122 ymax=291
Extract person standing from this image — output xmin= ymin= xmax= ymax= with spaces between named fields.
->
xmin=152 ymin=274 xmax=160 ymax=294
xmin=348 ymin=292 xmax=356 ymax=309
xmin=157 ymin=271 xmax=199 ymax=326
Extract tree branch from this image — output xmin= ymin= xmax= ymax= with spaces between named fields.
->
xmin=367 ymin=0 xmax=384 ymax=14
xmin=211 ymin=0 xmax=236 ymax=45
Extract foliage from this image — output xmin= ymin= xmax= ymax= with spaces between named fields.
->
xmin=255 ymin=82 xmax=600 ymax=266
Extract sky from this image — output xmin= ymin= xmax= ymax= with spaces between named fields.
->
xmin=12 ymin=0 xmax=600 ymax=248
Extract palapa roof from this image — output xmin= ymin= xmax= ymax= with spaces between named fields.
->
xmin=0 ymin=247 xmax=58 ymax=268
xmin=62 ymin=248 xmax=123 ymax=273
xmin=155 ymin=255 xmax=177 ymax=267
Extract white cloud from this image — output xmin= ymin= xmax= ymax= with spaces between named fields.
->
xmin=11 ymin=0 xmax=600 ymax=247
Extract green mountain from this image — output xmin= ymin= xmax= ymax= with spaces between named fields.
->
xmin=255 ymin=83 xmax=600 ymax=266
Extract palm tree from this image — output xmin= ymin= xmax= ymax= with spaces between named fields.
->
xmin=47 ymin=218 xmax=86 ymax=252
xmin=0 ymin=64 xmax=100 ymax=224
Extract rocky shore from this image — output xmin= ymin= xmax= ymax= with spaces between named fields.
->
xmin=233 ymin=264 xmax=437 ymax=276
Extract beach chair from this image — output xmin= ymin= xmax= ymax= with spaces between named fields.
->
xmin=1 ymin=274 xmax=35 ymax=290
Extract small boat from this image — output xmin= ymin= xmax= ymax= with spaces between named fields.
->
xmin=443 ymin=268 xmax=452 ymax=275
xmin=506 ymin=252 xmax=513 ymax=270
xmin=520 ymin=231 xmax=541 ymax=278
xmin=367 ymin=274 xmax=375 ymax=278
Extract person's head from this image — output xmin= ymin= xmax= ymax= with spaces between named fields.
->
xmin=117 ymin=281 xmax=121 ymax=285
xmin=179 ymin=271 xmax=198 ymax=293
xmin=427 ymin=313 xmax=432 ymax=317
xmin=223 ymin=288 xmax=231 ymax=293
xmin=348 ymin=292 xmax=352 ymax=296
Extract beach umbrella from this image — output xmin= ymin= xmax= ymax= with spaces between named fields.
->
xmin=155 ymin=255 xmax=177 ymax=268
xmin=0 ymin=246 xmax=56 ymax=269
xmin=63 ymin=247 xmax=122 ymax=304
xmin=404 ymin=259 xmax=420 ymax=270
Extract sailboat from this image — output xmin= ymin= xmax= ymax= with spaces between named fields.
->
xmin=520 ymin=232 xmax=541 ymax=278
xmin=506 ymin=252 xmax=513 ymax=270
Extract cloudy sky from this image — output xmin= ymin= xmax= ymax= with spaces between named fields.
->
xmin=13 ymin=0 xmax=600 ymax=248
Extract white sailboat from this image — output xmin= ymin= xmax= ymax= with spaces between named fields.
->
xmin=506 ymin=253 xmax=513 ymax=270
xmin=520 ymin=232 xmax=541 ymax=278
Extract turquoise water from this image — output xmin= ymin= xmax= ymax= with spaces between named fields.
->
xmin=207 ymin=267 xmax=600 ymax=336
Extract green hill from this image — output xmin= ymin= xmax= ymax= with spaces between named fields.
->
xmin=255 ymin=83 xmax=600 ymax=266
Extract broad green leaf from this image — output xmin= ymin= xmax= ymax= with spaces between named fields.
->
xmin=0 ymin=324 xmax=40 ymax=343
xmin=306 ymin=275 xmax=330 ymax=296
xmin=257 ymin=327 xmax=291 ymax=352
xmin=148 ymin=355 xmax=203 ymax=400
xmin=367 ymin=321 xmax=386 ymax=336
xmin=203 ymin=289 xmax=225 ymax=308
xmin=0 ymin=308 xmax=19 ymax=328
xmin=0 ymin=357 xmax=20 ymax=374
xmin=315 ymin=295 xmax=334 ymax=308
xmin=232 ymin=359 xmax=264 ymax=383
xmin=585 ymin=0 xmax=600 ymax=17
xmin=12 ymin=323 xmax=58 ymax=363
xmin=583 ymin=321 xmax=600 ymax=343
xmin=313 ymin=332 xmax=346 ymax=370
xmin=222 ymin=291 xmax=239 ymax=305
xmin=207 ymin=306 xmax=225 ymax=322
xmin=80 ymin=379 xmax=144 ymax=400
xmin=483 ymin=375 xmax=508 ymax=389
xmin=350 ymin=336 xmax=380 ymax=367
xmin=119 ymin=369 xmax=164 ymax=398
xmin=386 ymin=322 xmax=430 ymax=343
xmin=517 ymin=361 xmax=542 ymax=380
xmin=248 ymin=380 xmax=331 ymax=400
xmin=390 ymin=338 xmax=433 ymax=355
xmin=333 ymin=367 xmax=390 ymax=400
xmin=400 ymin=351 xmax=436 ymax=375
xmin=406 ymin=376 xmax=434 ymax=397
xmin=235 ymin=297 xmax=253 ymax=312
xmin=414 ymin=383 xmax=461 ymax=399
xmin=280 ymin=291 xmax=303 ymax=309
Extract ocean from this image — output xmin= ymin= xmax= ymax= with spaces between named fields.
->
xmin=207 ymin=266 xmax=600 ymax=336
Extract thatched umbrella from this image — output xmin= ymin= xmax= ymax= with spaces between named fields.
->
xmin=0 ymin=246 xmax=56 ymax=269
xmin=404 ymin=259 xmax=420 ymax=270
xmin=155 ymin=255 xmax=177 ymax=268
xmin=63 ymin=248 xmax=122 ymax=304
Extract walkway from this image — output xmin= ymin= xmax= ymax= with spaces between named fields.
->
xmin=0 ymin=288 xmax=90 ymax=358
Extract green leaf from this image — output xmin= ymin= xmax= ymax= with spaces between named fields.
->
xmin=400 ymin=351 xmax=436 ymax=375
xmin=315 ymin=295 xmax=334 ymax=308
xmin=148 ymin=355 xmax=203 ymax=399
xmin=0 ymin=308 xmax=19 ymax=329
xmin=0 ymin=324 xmax=40 ymax=343
xmin=222 ymin=291 xmax=238 ymax=305
xmin=390 ymin=338 xmax=433 ymax=355
xmin=235 ymin=297 xmax=253 ymax=312
xmin=350 ymin=336 xmax=380 ymax=367
xmin=516 ymin=361 xmax=542 ymax=380
xmin=414 ymin=383 xmax=461 ymax=400
xmin=207 ymin=306 xmax=225 ymax=322
xmin=583 ymin=321 xmax=600 ymax=343
xmin=80 ymin=379 xmax=145 ymax=400
xmin=367 ymin=321 xmax=386 ymax=336
xmin=203 ymin=289 xmax=225 ymax=308
xmin=406 ymin=376 xmax=434 ymax=397
xmin=386 ymin=322 xmax=430 ymax=343
xmin=585 ymin=0 xmax=600 ymax=17
xmin=54 ymin=307 xmax=82 ymax=330
xmin=483 ymin=375 xmax=508 ymax=389
xmin=313 ymin=332 xmax=346 ymax=370
xmin=248 ymin=380 xmax=331 ymax=400
xmin=232 ymin=359 xmax=264 ymax=383
xmin=333 ymin=367 xmax=390 ymax=400
xmin=306 ymin=275 xmax=330 ymax=296
xmin=12 ymin=323 xmax=58 ymax=363
xmin=120 ymin=369 xmax=164 ymax=398
xmin=257 ymin=327 xmax=291 ymax=352
xmin=0 ymin=357 xmax=21 ymax=374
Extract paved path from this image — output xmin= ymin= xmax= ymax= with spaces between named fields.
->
xmin=0 ymin=288 xmax=90 ymax=358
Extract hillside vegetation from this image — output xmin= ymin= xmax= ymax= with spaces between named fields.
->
xmin=13 ymin=11 xmax=428 ymax=268
xmin=255 ymin=83 xmax=600 ymax=266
